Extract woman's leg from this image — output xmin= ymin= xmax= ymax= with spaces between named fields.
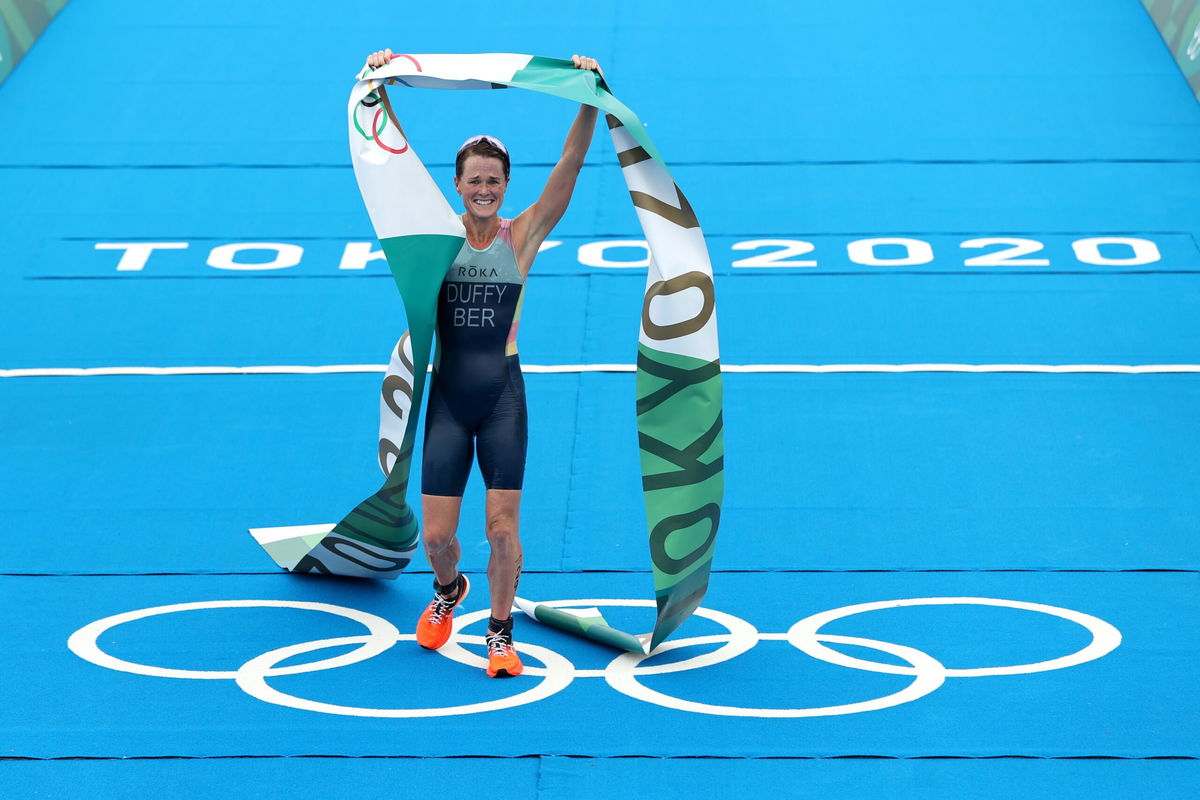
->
xmin=421 ymin=493 xmax=464 ymax=587
xmin=415 ymin=493 xmax=468 ymax=651
xmin=474 ymin=365 xmax=527 ymax=675
xmin=420 ymin=377 xmax=474 ymax=588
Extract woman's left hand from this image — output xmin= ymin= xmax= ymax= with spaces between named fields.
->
xmin=571 ymin=54 xmax=604 ymax=81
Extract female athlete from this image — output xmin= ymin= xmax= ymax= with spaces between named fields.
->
xmin=365 ymin=49 xmax=604 ymax=677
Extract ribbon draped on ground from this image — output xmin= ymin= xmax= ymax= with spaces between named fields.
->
xmin=256 ymin=54 xmax=724 ymax=653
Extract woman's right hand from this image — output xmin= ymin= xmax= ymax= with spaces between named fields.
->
xmin=366 ymin=49 xmax=394 ymax=69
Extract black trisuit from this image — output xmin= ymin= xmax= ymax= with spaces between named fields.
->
xmin=422 ymin=218 xmax=528 ymax=496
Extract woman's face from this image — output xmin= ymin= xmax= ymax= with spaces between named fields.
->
xmin=454 ymin=155 xmax=508 ymax=218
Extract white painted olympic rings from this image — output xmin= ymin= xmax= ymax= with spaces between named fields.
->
xmin=786 ymin=596 xmax=1123 ymax=678
xmin=67 ymin=599 xmax=400 ymax=680
xmin=67 ymin=596 xmax=1121 ymax=719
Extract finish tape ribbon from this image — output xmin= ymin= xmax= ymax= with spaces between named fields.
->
xmin=252 ymin=54 xmax=724 ymax=654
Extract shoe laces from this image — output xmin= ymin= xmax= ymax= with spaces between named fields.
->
xmin=427 ymin=593 xmax=458 ymax=625
xmin=486 ymin=629 xmax=514 ymax=657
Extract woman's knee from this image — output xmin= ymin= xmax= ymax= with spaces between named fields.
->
xmin=485 ymin=515 xmax=520 ymax=551
xmin=422 ymin=523 xmax=458 ymax=554
xmin=421 ymin=494 xmax=463 ymax=554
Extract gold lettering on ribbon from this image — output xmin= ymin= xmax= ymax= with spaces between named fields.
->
xmin=641 ymin=271 xmax=715 ymax=340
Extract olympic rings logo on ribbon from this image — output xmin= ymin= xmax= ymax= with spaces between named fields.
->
xmin=354 ymin=94 xmax=409 ymax=155
xmin=67 ymin=596 xmax=1121 ymax=719
xmin=353 ymin=54 xmax=423 ymax=154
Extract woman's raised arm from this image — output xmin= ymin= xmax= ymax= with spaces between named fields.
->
xmin=512 ymin=55 xmax=604 ymax=271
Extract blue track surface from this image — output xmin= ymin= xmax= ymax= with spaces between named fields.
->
xmin=2 ymin=0 xmax=1199 ymax=797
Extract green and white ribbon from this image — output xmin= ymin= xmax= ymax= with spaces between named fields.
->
xmin=258 ymin=54 xmax=724 ymax=653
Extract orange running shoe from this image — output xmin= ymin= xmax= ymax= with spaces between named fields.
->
xmin=485 ymin=627 xmax=523 ymax=678
xmin=415 ymin=574 xmax=470 ymax=651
